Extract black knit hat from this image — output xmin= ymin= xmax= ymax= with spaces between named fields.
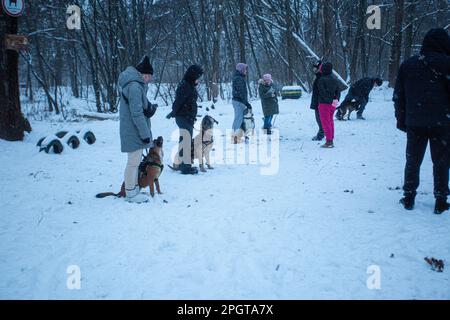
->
xmin=421 ymin=28 xmax=450 ymax=55
xmin=136 ymin=55 xmax=154 ymax=75
xmin=183 ymin=64 xmax=204 ymax=84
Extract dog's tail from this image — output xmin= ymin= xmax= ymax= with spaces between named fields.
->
xmin=96 ymin=192 xmax=120 ymax=199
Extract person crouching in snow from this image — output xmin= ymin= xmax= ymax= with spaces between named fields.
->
xmin=258 ymin=74 xmax=279 ymax=135
xmin=317 ymin=62 xmax=341 ymax=148
xmin=118 ymin=55 xmax=154 ymax=203
xmin=167 ymin=64 xmax=204 ymax=175
xmin=232 ymin=63 xmax=251 ymax=144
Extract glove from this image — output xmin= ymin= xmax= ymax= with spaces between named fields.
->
xmin=143 ymin=103 xmax=158 ymax=118
xmin=166 ymin=112 xmax=174 ymax=119
xmin=397 ymin=122 xmax=407 ymax=133
xmin=142 ymin=138 xmax=151 ymax=144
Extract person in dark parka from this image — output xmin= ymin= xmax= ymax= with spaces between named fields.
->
xmin=393 ymin=28 xmax=450 ymax=214
xmin=310 ymin=61 xmax=325 ymax=141
xmin=336 ymin=77 xmax=383 ymax=120
xmin=167 ymin=64 xmax=204 ymax=175
xmin=258 ymin=74 xmax=279 ymax=134
xmin=118 ymin=55 xmax=154 ymax=203
xmin=317 ymin=62 xmax=342 ymax=148
xmin=232 ymin=63 xmax=251 ymax=144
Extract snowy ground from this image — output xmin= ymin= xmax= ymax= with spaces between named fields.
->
xmin=1 ymin=86 xmax=449 ymax=299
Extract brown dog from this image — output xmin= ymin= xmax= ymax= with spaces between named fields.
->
xmin=192 ymin=115 xmax=218 ymax=172
xmin=96 ymin=136 xmax=164 ymax=199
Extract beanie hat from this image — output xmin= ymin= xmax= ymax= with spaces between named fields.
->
xmin=136 ymin=55 xmax=154 ymax=75
xmin=262 ymin=74 xmax=273 ymax=83
xmin=183 ymin=64 xmax=204 ymax=84
xmin=420 ymin=28 xmax=450 ymax=55
xmin=236 ymin=63 xmax=248 ymax=74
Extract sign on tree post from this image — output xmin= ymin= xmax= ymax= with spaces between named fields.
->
xmin=0 ymin=0 xmax=31 ymax=141
xmin=2 ymin=0 xmax=25 ymax=17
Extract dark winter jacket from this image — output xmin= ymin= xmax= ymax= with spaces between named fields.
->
xmin=348 ymin=77 xmax=377 ymax=100
xmin=393 ymin=28 xmax=450 ymax=129
xmin=317 ymin=63 xmax=341 ymax=105
xmin=232 ymin=70 xmax=249 ymax=106
xmin=258 ymin=80 xmax=279 ymax=117
xmin=310 ymin=72 xmax=321 ymax=110
xmin=172 ymin=65 xmax=203 ymax=122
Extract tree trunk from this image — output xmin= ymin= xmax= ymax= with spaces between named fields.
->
xmin=403 ymin=2 xmax=416 ymax=59
xmin=0 ymin=13 xmax=31 ymax=141
xmin=388 ymin=0 xmax=405 ymax=87
xmin=211 ymin=0 xmax=223 ymax=102
xmin=238 ymin=0 xmax=246 ymax=63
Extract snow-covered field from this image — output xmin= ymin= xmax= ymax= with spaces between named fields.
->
xmin=1 ymin=86 xmax=449 ymax=299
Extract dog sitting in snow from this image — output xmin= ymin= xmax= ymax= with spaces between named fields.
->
xmin=335 ymin=100 xmax=361 ymax=121
xmin=192 ymin=115 xmax=218 ymax=172
xmin=96 ymin=136 xmax=164 ymax=198
xmin=241 ymin=107 xmax=255 ymax=142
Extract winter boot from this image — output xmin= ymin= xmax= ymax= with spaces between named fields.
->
xmin=180 ymin=164 xmax=198 ymax=175
xmin=357 ymin=114 xmax=366 ymax=120
xmin=313 ymin=130 xmax=325 ymax=141
xmin=434 ymin=198 xmax=450 ymax=215
xmin=312 ymin=133 xmax=324 ymax=141
xmin=232 ymin=131 xmax=243 ymax=144
xmin=125 ymin=187 xmax=149 ymax=203
xmin=321 ymin=140 xmax=334 ymax=148
xmin=400 ymin=194 xmax=415 ymax=210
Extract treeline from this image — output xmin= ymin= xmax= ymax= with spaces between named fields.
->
xmin=19 ymin=0 xmax=449 ymax=113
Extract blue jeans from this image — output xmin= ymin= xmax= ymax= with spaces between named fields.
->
xmin=232 ymin=100 xmax=246 ymax=132
xmin=263 ymin=115 xmax=273 ymax=129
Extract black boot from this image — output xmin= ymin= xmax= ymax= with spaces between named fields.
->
xmin=434 ymin=198 xmax=450 ymax=215
xmin=312 ymin=133 xmax=324 ymax=141
xmin=180 ymin=164 xmax=198 ymax=175
xmin=400 ymin=194 xmax=415 ymax=210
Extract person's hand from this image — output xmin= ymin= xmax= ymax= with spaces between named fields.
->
xmin=246 ymin=102 xmax=252 ymax=109
xmin=332 ymin=100 xmax=339 ymax=108
xmin=142 ymin=138 xmax=151 ymax=144
xmin=166 ymin=112 xmax=173 ymax=119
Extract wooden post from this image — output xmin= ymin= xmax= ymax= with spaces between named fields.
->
xmin=0 ymin=10 xmax=31 ymax=141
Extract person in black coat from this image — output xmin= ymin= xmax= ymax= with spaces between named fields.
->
xmin=317 ymin=62 xmax=342 ymax=148
xmin=310 ymin=61 xmax=325 ymax=141
xmin=231 ymin=63 xmax=251 ymax=144
xmin=336 ymin=77 xmax=383 ymax=120
xmin=167 ymin=64 xmax=204 ymax=175
xmin=393 ymin=28 xmax=450 ymax=214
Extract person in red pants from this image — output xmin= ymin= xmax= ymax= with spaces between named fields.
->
xmin=317 ymin=62 xmax=342 ymax=148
